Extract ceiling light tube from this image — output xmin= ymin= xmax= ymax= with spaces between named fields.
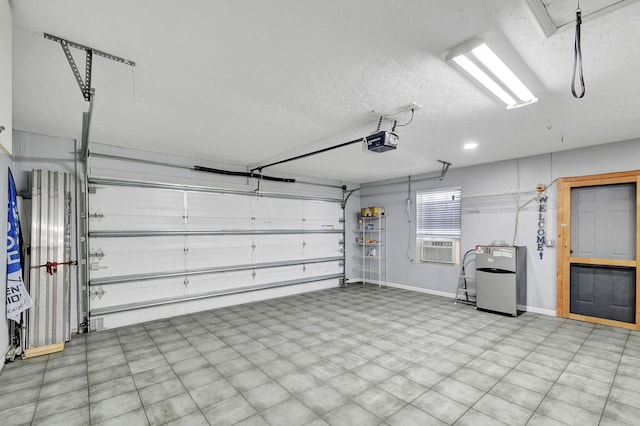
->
xmin=451 ymin=55 xmax=517 ymax=107
xmin=447 ymin=38 xmax=537 ymax=109
xmin=471 ymin=44 xmax=536 ymax=103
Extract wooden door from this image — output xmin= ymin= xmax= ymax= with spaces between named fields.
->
xmin=557 ymin=171 xmax=640 ymax=330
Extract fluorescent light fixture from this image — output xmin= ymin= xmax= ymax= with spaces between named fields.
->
xmin=447 ymin=38 xmax=538 ymax=109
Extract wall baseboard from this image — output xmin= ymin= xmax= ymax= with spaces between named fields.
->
xmin=384 ymin=281 xmax=457 ymax=299
xmin=384 ymin=281 xmax=556 ymax=317
xmin=525 ymin=306 xmax=556 ymax=316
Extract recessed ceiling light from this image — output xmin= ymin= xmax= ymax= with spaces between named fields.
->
xmin=464 ymin=142 xmax=478 ymax=150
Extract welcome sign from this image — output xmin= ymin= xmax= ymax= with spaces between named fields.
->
xmin=536 ymin=194 xmax=548 ymax=260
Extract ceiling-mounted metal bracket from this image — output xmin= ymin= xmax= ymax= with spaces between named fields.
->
xmin=44 ymin=33 xmax=135 ymax=102
xmin=438 ymin=160 xmax=452 ymax=180
xmin=59 ymin=39 xmax=92 ymax=101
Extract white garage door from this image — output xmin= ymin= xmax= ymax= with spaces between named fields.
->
xmin=87 ymin=179 xmax=344 ymax=329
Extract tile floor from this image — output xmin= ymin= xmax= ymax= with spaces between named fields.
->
xmin=1 ymin=284 xmax=640 ymax=425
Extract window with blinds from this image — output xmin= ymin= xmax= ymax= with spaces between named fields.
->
xmin=416 ymin=187 xmax=461 ymax=236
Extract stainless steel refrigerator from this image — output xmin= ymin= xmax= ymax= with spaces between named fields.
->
xmin=475 ymin=246 xmax=527 ymax=316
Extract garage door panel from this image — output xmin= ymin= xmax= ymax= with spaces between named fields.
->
xmin=187 ymin=192 xmax=253 ymax=230
xmin=303 ymin=200 xmax=343 ymax=230
xmin=188 ymin=217 xmax=252 ymax=230
xmin=303 ymin=220 xmax=341 ymax=230
xmin=185 ymin=270 xmax=254 ymax=296
xmin=90 ymin=216 xmax=185 ymax=231
xmin=90 ymin=187 xmax=185 ymax=231
xmin=90 ymin=186 xmax=184 ymax=216
xmin=305 ymin=261 xmax=343 ymax=276
xmin=91 ymin=278 xmax=185 ymax=310
xmin=253 ymin=217 xmax=303 ymax=229
xmin=304 ymin=279 xmax=341 ymax=292
xmin=252 ymin=235 xmax=303 ymax=263
xmin=186 ymin=235 xmax=253 ymax=269
xmin=303 ymin=234 xmax=343 ymax=259
xmin=254 ymin=197 xmax=302 ymax=228
xmin=183 ymin=292 xmax=254 ymax=315
xmin=254 ymin=265 xmax=305 ymax=285
xmin=89 ymin=236 xmax=185 ymax=278
xmin=96 ymin=304 xmax=187 ymax=329
xmin=251 ymin=284 xmax=306 ymax=301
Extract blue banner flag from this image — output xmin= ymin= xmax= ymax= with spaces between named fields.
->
xmin=6 ymin=170 xmax=32 ymax=322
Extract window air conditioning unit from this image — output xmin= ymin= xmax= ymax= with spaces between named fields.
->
xmin=420 ymin=239 xmax=460 ymax=264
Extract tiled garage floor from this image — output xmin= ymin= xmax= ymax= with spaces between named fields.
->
xmin=1 ymin=284 xmax=639 ymax=425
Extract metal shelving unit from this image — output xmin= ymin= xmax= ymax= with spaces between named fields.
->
xmin=354 ymin=214 xmax=387 ymax=287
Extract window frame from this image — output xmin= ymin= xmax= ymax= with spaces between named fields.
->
xmin=416 ymin=187 xmax=462 ymax=238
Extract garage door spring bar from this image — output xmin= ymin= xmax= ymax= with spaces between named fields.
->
xmin=31 ymin=261 xmax=78 ymax=276
xmin=44 ymin=33 xmax=136 ymax=102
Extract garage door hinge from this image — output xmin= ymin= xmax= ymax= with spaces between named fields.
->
xmin=184 ymin=247 xmax=189 ymax=254
xmin=90 ymin=286 xmax=105 ymax=300
xmin=251 ymin=243 xmax=256 ymax=251
xmin=88 ymin=186 xmax=97 ymax=194
xmin=183 ymin=278 xmax=189 ymax=287
xmin=89 ymin=248 xmax=105 ymax=259
xmin=302 ymin=265 xmax=307 ymax=272
xmin=302 ymin=241 xmax=306 ymax=248
xmin=252 ymin=270 xmax=256 ymax=279
xmin=88 ymin=212 xmax=104 ymax=219
xmin=251 ymin=216 xmax=256 ymax=221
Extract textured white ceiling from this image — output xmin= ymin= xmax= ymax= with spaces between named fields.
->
xmin=10 ymin=0 xmax=640 ymax=183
